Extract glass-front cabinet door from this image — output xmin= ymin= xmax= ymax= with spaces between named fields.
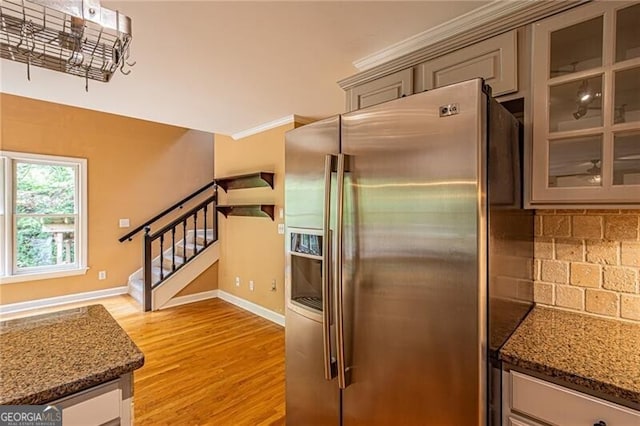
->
xmin=531 ymin=1 xmax=640 ymax=204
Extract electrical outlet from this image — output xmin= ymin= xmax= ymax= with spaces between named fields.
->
xmin=235 ymin=276 xmax=240 ymax=287
xmin=119 ymin=218 xmax=130 ymax=228
xmin=98 ymin=271 xmax=107 ymax=280
xmin=249 ymin=280 xmax=255 ymax=291
xmin=271 ymin=279 xmax=277 ymax=291
xmin=278 ymin=223 xmax=285 ymax=235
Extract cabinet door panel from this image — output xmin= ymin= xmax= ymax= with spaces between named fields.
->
xmin=614 ymin=131 xmax=640 ymax=185
xmin=55 ymin=380 xmax=122 ymax=426
xmin=511 ymin=371 xmax=640 ymax=425
xmin=507 ymin=415 xmax=542 ymax=426
xmin=347 ymin=68 xmax=413 ymax=111
xmin=530 ymin=0 xmax=640 ymax=205
xmin=415 ymin=30 xmax=517 ymax=96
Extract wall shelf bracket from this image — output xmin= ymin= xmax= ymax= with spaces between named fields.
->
xmin=216 ymin=204 xmax=275 ymax=220
xmin=215 ymin=172 xmax=274 ymax=192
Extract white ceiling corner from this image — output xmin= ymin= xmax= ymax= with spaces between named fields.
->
xmin=231 ymin=114 xmax=314 ymax=140
xmin=231 ymin=115 xmax=296 ymax=140
xmin=0 ymin=1 xmax=490 ymax=137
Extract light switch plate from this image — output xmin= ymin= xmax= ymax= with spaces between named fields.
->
xmin=119 ymin=218 xmax=130 ymax=228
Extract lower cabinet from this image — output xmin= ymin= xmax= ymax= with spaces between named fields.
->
xmin=52 ymin=373 xmax=133 ymax=426
xmin=503 ymin=370 xmax=640 ymax=426
xmin=507 ymin=414 xmax=544 ymax=426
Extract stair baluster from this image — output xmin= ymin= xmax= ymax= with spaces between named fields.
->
xmin=193 ymin=212 xmax=198 ymax=255
xmin=159 ymin=234 xmax=165 ymax=281
xmin=183 ymin=220 xmax=187 ymax=261
xmin=203 ymin=204 xmax=208 ymax=248
xmin=143 ymin=227 xmax=152 ymax=312
xmin=171 ymin=227 xmax=176 ymax=271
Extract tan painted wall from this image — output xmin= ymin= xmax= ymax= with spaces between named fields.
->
xmin=534 ymin=209 xmax=640 ymax=322
xmin=0 ymin=94 xmax=216 ymax=305
xmin=176 ymin=262 xmax=219 ymax=297
xmin=214 ymin=123 xmax=294 ymax=315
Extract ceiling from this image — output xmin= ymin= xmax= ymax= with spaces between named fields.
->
xmin=0 ymin=1 xmax=489 ymax=137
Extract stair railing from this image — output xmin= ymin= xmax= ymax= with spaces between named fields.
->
xmin=143 ymin=195 xmax=218 ymax=311
xmin=119 ymin=181 xmax=218 ymax=311
xmin=118 ymin=180 xmax=217 ymax=243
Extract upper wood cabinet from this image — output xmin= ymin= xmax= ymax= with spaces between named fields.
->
xmin=530 ymin=1 xmax=640 ymax=205
xmin=415 ymin=30 xmax=518 ymax=97
xmin=345 ymin=31 xmax=518 ymax=112
xmin=346 ymin=68 xmax=413 ymax=112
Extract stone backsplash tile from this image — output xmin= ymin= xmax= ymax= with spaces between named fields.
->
xmin=556 ymin=238 xmax=584 ymax=261
xmin=541 ymin=260 xmax=569 ymax=284
xmin=542 ymin=215 xmax=571 ymax=237
xmin=572 ymin=215 xmax=603 ymax=239
xmin=570 ymin=263 xmax=601 ymax=288
xmin=585 ymin=240 xmax=618 ymax=265
xmin=585 ymin=289 xmax=619 ymax=316
xmin=534 ymin=237 xmax=553 ymax=259
xmin=621 ymin=242 xmax=640 ymax=267
xmin=604 ymin=216 xmax=639 ymax=240
xmin=534 ymin=210 xmax=640 ymax=322
xmin=555 ymin=285 xmax=584 ymax=310
xmin=603 ymin=266 xmax=638 ymax=293
xmin=621 ymin=295 xmax=640 ymax=321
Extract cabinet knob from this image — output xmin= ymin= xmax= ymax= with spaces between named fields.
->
xmin=593 ymin=421 xmax=606 ymax=426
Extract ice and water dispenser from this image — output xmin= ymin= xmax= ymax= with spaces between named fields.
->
xmin=288 ymin=230 xmax=324 ymax=313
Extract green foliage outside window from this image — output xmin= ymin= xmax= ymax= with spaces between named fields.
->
xmin=15 ymin=163 xmax=76 ymax=268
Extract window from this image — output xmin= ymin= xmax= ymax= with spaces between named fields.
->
xmin=0 ymin=151 xmax=87 ymax=283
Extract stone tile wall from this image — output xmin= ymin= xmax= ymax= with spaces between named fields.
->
xmin=534 ymin=210 xmax=640 ymax=322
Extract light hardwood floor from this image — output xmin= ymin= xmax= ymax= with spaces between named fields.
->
xmin=2 ymin=295 xmax=286 ymax=426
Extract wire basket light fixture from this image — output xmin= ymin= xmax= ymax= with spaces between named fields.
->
xmin=0 ymin=0 xmax=134 ymax=91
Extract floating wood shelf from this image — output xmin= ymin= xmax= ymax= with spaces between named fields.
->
xmin=216 ymin=205 xmax=275 ymax=220
xmin=215 ymin=172 xmax=274 ymax=192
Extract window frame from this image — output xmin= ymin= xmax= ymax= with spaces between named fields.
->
xmin=0 ymin=151 xmax=88 ymax=284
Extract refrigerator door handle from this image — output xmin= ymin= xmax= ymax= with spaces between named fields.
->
xmin=322 ymin=154 xmax=336 ymax=381
xmin=335 ymin=153 xmax=349 ymax=389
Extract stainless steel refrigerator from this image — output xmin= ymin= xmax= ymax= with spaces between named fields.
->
xmin=284 ymin=78 xmax=534 ymax=425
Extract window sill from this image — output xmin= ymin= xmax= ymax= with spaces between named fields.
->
xmin=0 ymin=267 xmax=89 ymax=285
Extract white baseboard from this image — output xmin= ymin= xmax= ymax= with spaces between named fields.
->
xmin=0 ymin=286 xmax=128 ymax=315
xmin=218 ymin=290 xmax=285 ymax=327
xmin=160 ymin=290 xmax=220 ymax=310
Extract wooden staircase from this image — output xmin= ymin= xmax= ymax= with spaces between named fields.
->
xmin=119 ymin=173 xmax=275 ymax=312
xmin=128 ymin=229 xmax=218 ymax=310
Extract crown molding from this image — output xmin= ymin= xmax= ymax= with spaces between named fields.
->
xmin=353 ymin=1 xmax=530 ymax=71
xmin=339 ymin=0 xmax=588 ymax=90
xmin=231 ymin=114 xmax=313 ymax=140
xmin=293 ymin=115 xmax=314 ymax=126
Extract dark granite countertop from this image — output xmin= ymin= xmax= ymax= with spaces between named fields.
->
xmin=0 ymin=304 xmax=144 ymax=405
xmin=500 ymin=306 xmax=640 ymax=406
